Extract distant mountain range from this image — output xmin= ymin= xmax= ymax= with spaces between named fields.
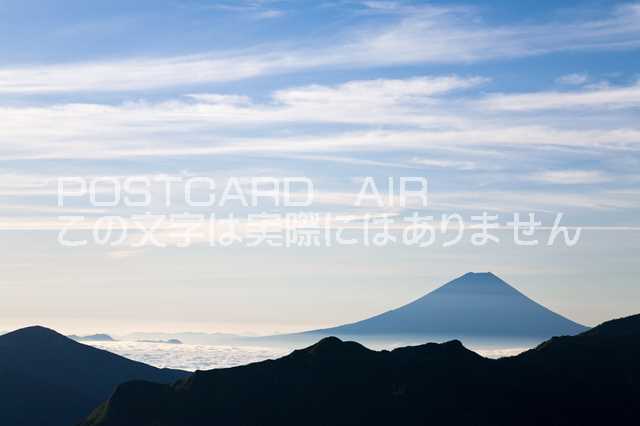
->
xmin=136 ymin=339 xmax=183 ymax=345
xmin=68 ymin=333 xmax=116 ymax=342
xmin=0 ymin=326 xmax=188 ymax=426
xmin=121 ymin=331 xmax=245 ymax=346
xmin=82 ymin=313 xmax=640 ymax=426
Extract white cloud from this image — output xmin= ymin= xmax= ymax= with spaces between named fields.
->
xmin=0 ymin=75 xmax=485 ymax=160
xmin=1 ymin=108 xmax=639 ymax=161
xmin=0 ymin=3 xmax=638 ymax=94
xmin=0 ymin=52 xmax=308 ymax=93
xmin=185 ymin=93 xmax=252 ymax=105
xmin=0 ymin=127 xmax=623 ymax=161
xmin=556 ymin=73 xmax=589 ymax=85
xmin=477 ymin=82 xmax=640 ymax=111
xmin=411 ymin=158 xmax=478 ymax=171
xmin=0 ymin=74 xmax=637 ymax=177
xmin=273 ymin=75 xmax=487 ymax=104
xmin=255 ymin=10 xmax=285 ymax=19
xmin=527 ymin=170 xmax=613 ymax=185
xmin=430 ymin=189 xmax=640 ymax=211
xmin=360 ymin=1 xmax=401 ymax=11
xmin=3 ymin=186 xmax=638 ymax=234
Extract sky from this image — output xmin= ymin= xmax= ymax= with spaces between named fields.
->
xmin=1 ymin=0 xmax=639 ymax=334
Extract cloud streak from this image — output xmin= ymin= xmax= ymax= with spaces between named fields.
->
xmin=0 ymin=3 xmax=638 ymax=94
xmin=2 ymin=75 xmax=639 ymax=162
xmin=477 ymin=82 xmax=640 ymax=111
xmin=527 ymin=170 xmax=613 ymax=185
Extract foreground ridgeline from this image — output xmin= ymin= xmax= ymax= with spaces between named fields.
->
xmin=0 ymin=327 xmax=188 ymax=426
xmin=83 ymin=314 xmax=640 ymax=426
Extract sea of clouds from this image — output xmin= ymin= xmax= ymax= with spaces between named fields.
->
xmin=86 ymin=340 xmax=526 ymax=371
xmin=87 ymin=340 xmax=288 ymax=371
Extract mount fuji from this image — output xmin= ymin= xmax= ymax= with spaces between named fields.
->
xmin=301 ymin=272 xmax=588 ymax=340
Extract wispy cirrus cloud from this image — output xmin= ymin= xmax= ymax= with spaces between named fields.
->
xmin=177 ymin=0 xmax=286 ymax=20
xmin=1 ymin=75 xmax=639 ymax=161
xmin=556 ymin=73 xmax=589 ymax=86
xmin=410 ymin=158 xmax=479 ymax=171
xmin=0 ymin=52 xmax=304 ymax=93
xmin=272 ymin=75 xmax=487 ymax=105
xmin=0 ymin=75 xmax=485 ymax=159
xmin=527 ymin=170 xmax=613 ymax=185
xmin=0 ymin=3 xmax=638 ymax=94
xmin=2 ymin=125 xmax=639 ymax=161
xmin=476 ymin=81 xmax=640 ymax=111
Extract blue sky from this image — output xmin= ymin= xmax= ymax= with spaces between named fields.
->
xmin=0 ymin=0 xmax=639 ymax=334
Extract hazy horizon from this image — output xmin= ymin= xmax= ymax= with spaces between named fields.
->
xmin=1 ymin=267 xmax=633 ymax=335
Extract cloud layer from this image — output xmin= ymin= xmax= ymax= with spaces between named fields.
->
xmin=0 ymin=3 xmax=638 ymax=94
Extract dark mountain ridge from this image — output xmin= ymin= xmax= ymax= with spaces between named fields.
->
xmin=83 ymin=313 xmax=640 ymax=426
xmin=0 ymin=326 xmax=189 ymax=426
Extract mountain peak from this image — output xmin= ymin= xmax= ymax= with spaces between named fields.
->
xmin=11 ymin=325 xmax=55 ymax=333
xmin=315 ymin=336 xmax=343 ymax=346
xmin=0 ymin=325 xmax=188 ymax=426
xmin=462 ymin=271 xmax=496 ymax=277
xmin=0 ymin=325 xmax=71 ymax=345
xmin=432 ymin=271 xmax=518 ymax=296
xmin=295 ymin=336 xmax=373 ymax=360
xmin=459 ymin=271 xmax=502 ymax=282
xmin=311 ymin=272 xmax=588 ymax=338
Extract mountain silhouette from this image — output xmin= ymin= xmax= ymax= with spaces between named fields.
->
xmin=302 ymin=272 xmax=587 ymax=339
xmin=0 ymin=326 xmax=188 ymax=426
xmin=82 ymin=313 xmax=640 ymax=426
xmin=68 ymin=333 xmax=116 ymax=342
xmin=136 ymin=338 xmax=183 ymax=344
